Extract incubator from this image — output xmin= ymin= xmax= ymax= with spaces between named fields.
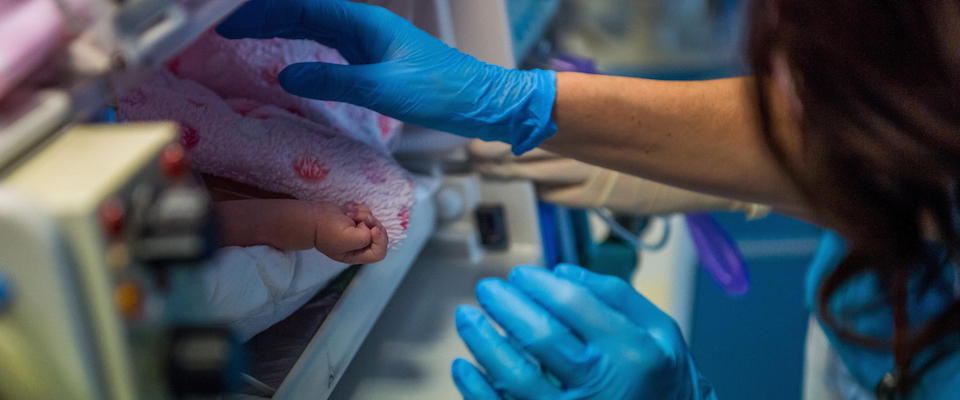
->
xmin=0 ymin=1 xmax=703 ymax=399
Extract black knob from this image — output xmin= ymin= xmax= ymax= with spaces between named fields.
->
xmin=167 ymin=326 xmax=244 ymax=397
xmin=476 ymin=204 xmax=509 ymax=250
xmin=132 ymin=186 xmax=221 ymax=267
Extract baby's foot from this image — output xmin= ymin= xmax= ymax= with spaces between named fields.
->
xmin=314 ymin=202 xmax=389 ymax=264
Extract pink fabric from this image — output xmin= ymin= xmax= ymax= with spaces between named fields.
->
xmin=0 ymin=0 xmax=64 ymax=98
xmin=119 ymin=70 xmax=414 ymax=247
xmin=167 ymin=32 xmax=403 ymax=152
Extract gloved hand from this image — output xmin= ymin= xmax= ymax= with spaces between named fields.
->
xmin=453 ymin=264 xmax=716 ymax=400
xmin=217 ymin=0 xmax=558 ymax=155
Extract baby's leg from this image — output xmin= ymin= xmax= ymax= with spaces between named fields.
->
xmin=315 ymin=203 xmax=389 ymax=264
xmin=118 ymin=71 xmax=415 ymax=248
xmin=216 ymin=200 xmax=388 ymax=264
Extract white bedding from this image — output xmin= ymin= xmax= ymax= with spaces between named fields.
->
xmin=200 ymin=246 xmax=350 ymax=342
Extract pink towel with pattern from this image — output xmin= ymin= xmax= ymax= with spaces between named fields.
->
xmin=118 ymin=35 xmax=414 ymax=247
xmin=168 ymin=31 xmax=402 ymax=152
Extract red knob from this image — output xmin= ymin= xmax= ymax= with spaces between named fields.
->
xmin=99 ymin=198 xmax=125 ymax=238
xmin=161 ymin=143 xmax=189 ymax=179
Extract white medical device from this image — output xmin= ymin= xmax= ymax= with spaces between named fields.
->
xmin=0 ymin=123 xmax=237 ymax=400
xmin=0 ymin=1 xmax=248 ymax=398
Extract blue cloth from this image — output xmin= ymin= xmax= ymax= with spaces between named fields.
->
xmin=807 ymin=232 xmax=960 ymax=398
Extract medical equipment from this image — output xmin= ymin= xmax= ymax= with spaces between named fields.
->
xmin=554 ymin=0 xmax=745 ymax=76
xmin=593 ymin=209 xmax=671 ymax=251
xmin=0 ymin=1 xmax=253 ymax=398
xmin=591 ymin=208 xmax=752 ymax=298
xmin=0 ymin=123 xmax=235 ymax=399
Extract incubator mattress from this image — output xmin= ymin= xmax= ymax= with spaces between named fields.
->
xmin=243 ymin=267 xmax=356 ymax=389
xmin=200 ymin=242 xmax=351 ymax=342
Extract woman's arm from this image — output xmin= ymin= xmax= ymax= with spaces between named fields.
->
xmin=217 ymin=0 xmax=809 ymax=218
xmin=547 ymin=74 xmax=806 ymax=216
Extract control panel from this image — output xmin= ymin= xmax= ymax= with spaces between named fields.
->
xmin=0 ymin=123 xmax=238 ymax=400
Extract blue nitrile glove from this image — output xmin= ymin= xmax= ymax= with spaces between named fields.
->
xmin=217 ymin=0 xmax=558 ymax=155
xmin=453 ymin=264 xmax=716 ymax=400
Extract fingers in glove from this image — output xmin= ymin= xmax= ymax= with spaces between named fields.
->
xmin=279 ymin=63 xmax=384 ymax=103
xmin=508 ymin=266 xmax=636 ymax=341
xmin=452 ymin=358 xmax=502 ymax=400
xmin=553 ymin=263 xmax=673 ymax=329
xmin=475 ymin=278 xmax=595 ymax=386
xmin=455 ymin=306 xmax=563 ymax=399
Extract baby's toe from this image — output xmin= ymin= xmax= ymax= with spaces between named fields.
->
xmin=371 ymin=225 xmax=388 ymax=248
xmin=343 ymin=227 xmax=388 ymax=264
xmin=346 ymin=204 xmax=376 ymax=228
xmin=361 ymin=213 xmax=378 ymax=228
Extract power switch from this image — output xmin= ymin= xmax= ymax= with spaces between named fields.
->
xmin=475 ymin=204 xmax=509 ymax=251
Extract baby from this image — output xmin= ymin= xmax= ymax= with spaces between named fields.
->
xmin=199 ymin=173 xmax=389 ymax=264
xmin=121 ymin=32 xmax=415 ymax=265
xmin=217 ymin=199 xmax=388 ymax=265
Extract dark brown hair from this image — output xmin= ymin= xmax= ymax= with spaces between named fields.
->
xmin=747 ymin=0 xmax=960 ymax=395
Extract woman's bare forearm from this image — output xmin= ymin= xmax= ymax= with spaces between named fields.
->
xmin=543 ymin=73 xmax=806 ymax=216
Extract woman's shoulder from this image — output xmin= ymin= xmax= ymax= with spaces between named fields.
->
xmin=804 ymin=231 xmax=847 ymax=309
xmin=911 ymin=345 xmax=960 ymax=399
xmin=806 ymin=231 xmax=960 ymax=395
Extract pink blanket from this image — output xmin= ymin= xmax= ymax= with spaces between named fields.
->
xmin=168 ymin=31 xmax=402 ymax=152
xmin=119 ymin=34 xmax=414 ymax=247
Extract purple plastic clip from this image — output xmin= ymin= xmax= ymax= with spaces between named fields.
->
xmin=685 ymin=213 xmax=750 ymax=296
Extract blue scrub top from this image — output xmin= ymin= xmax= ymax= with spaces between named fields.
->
xmin=807 ymin=232 xmax=960 ymax=398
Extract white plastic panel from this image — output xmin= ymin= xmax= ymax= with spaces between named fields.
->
xmin=330 ymin=248 xmax=493 ymax=400
xmin=0 ymin=189 xmax=104 ymax=400
xmin=273 ymin=186 xmax=437 ymax=400
xmin=631 ymin=215 xmax=698 ymax=338
xmin=448 ymin=0 xmax=515 ymax=68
